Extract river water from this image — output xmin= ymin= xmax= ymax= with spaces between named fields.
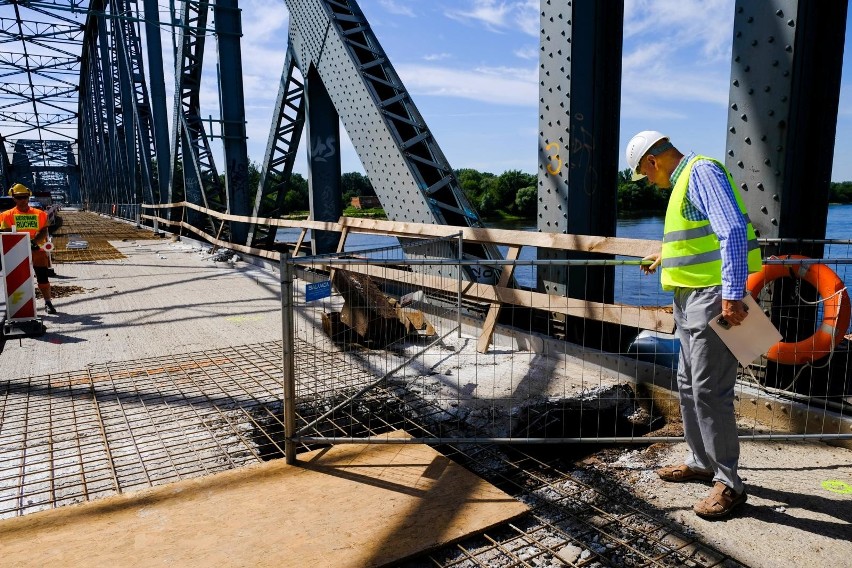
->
xmin=279 ymin=204 xmax=852 ymax=307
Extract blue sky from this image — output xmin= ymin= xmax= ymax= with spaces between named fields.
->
xmin=229 ymin=0 xmax=851 ymax=181
xmin=0 ymin=1 xmax=847 ymax=183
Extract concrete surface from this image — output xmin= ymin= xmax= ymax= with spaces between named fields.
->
xmin=598 ymin=439 xmax=852 ymax=568
xmin=1 ymin=237 xmax=284 ymax=378
xmin=1 ymin=225 xmax=851 ymax=568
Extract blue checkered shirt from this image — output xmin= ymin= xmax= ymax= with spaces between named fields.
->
xmin=669 ymin=153 xmax=749 ymax=300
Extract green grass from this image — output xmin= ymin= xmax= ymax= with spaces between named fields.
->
xmin=342 ymin=206 xmax=387 ymax=219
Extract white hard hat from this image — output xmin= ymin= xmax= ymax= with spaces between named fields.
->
xmin=625 ymin=130 xmax=668 ymax=181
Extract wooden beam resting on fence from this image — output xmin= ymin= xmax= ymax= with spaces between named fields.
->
xmin=141 ymin=207 xmax=673 ymax=332
xmin=478 ymin=245 xmax=521 ymax=353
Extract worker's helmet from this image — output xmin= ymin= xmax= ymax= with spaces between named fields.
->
xmin=8 ymin=183 xmax=31 ymax=197
xmin=625 ymin=131 xmax=668 ymax=181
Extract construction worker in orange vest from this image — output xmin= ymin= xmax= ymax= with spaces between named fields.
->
xmin=0 ymin=183 xmax=56 ymax=314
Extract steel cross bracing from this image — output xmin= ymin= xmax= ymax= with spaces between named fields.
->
xmin=111 ymin=0 xmax=157 ymax=207
xmin=279 ymin=0 xmax=501 ymax=271
xmin=169 ymin=0 xmax=227 ymax=238
xmin=78 ymin=0 xmax=137 ymax=212
xmin=11 ymin=139 xmax=79 ymax=199
xmin=0 ymin=1 xmax=85 ymax=193
xmin=249 ymin=49 xmax=305 ymax=248
xmin=72 ymin=0 xmax=164 ymax=216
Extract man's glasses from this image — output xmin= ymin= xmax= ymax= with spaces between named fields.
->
xmin=12 ymin=195 xmax=28 ymax=200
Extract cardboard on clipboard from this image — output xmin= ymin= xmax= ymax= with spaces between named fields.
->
xmin=708 ymin=295 xmax=783 ymax=366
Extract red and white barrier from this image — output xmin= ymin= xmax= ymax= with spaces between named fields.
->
xmin=1 ymin=233 xmax=37 ymax=321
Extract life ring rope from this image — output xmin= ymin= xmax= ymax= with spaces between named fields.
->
xmin=747 ymin=255 xmax=851 ymax=366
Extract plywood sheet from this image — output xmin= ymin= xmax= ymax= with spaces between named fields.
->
xmin=0 ymin=431 xmax=528 ymax=567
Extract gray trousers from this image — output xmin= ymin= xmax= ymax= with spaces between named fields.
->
xmin=672 ymin=286 xmax=743 ymax=493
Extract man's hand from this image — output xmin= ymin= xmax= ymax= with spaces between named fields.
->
xmin=640 ymin=252 xmax=662 ymax=275
xmin=721 ymin=299 xmax=749 ymax=326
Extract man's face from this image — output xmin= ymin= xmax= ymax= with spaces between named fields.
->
xmin=638 ymin=154 xmax=672 ymax=189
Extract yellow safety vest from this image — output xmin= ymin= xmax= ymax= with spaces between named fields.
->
xmin=660 ymin=155 xmax=762 ymax=291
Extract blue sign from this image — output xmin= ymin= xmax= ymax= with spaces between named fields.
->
xmin=305 ymin=280 xmax=332 ymax=302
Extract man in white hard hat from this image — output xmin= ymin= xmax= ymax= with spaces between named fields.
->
xmin=626 ymin=131 xmax=762 ymax=519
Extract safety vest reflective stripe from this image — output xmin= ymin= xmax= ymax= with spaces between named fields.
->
xmin=663 ymin=224 xmax=715 ymax=243
xmin=661 ymin=238 xmax=760 ymax=268
xmin=662 ymin=214 xmax=754 ymax=243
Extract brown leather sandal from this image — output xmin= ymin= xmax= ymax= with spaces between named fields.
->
xmin=694 ymin=481 xmax=747 ymax=519
xmin=656 ymin=463 xmax=714 ymax=483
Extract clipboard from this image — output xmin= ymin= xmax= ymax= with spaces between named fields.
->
xmin=708 ymin=295 xmax=783 ymax=366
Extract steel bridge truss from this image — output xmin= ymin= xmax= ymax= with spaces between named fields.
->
xmin=77 ymin=0 xmax=162 ymax=214
xmin=0 ymin=0 xmax=847 ymax=280
xmin=250 ymin=0 xmax=500 ymax=268
xmin=0 ymin=1 xmax=83 ymax=193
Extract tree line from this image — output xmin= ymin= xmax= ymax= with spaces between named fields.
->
xmin=198 ymin=161 xmax=852 ymax=219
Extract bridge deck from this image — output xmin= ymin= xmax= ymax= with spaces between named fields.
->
xmin=0 ymin=212 xmax=848 ymax=568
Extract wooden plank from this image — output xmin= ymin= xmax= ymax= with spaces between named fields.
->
xmin=477 ymin=245 xmax=521 ymax=353
xmin=319 ymin=261 xmax=674 ymax=333
xmin=339 ymin=217 xmax=660 ymax=258
xmin=0 ymin=431 xmax=528 ymax=568
xmin=144 ymin=205 xmax=660 ymax=258
xmin=293 ymin=228 xmax=308 ymax=256
xmin=140 ymin=209 xmax=672 ymax=331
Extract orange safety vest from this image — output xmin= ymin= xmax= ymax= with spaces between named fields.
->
xmin=0 ymin=207 xmax=48 ymax=241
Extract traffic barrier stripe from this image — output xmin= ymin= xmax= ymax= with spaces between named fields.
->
xmin=1 ymin=233 xmax=37 ymax=320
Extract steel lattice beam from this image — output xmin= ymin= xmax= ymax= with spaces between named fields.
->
xmin=281 ymin=0 xmax=501 ymax=275
xmin=249 ymin=49 xmax=305 ymax=247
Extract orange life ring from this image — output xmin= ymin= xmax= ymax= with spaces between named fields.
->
xmin=747 ymin=255 xmax=851 ymax=365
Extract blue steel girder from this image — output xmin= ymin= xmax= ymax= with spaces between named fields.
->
xmin=250 ymin=48 xmax=305 ymax=247
xmin=214 ymin=0 xmax=251 ymax=244
xmin=114 ymin=0 xmax=158 ymax=206
xmin=169 ymin=0 xmax=226 ymax=236
xmin=109 ymin=0 xmax=138 ymax=210
xmin=285 ymin=0 xmax=501 ymax=274
xmin=97 ymin=5 xmax=131 ymax=207
xmin=536 ymin=0 xmax=623 ymax=303
xmin=72 ymin=0 xmax=159 ymax=215
xmin=0 ymin=135 xmax=10 ymax=189
xmin=11 ymin=139 xmax=76 ymax=195
xmin=141 ymin=0 xmax=171 ymax=206
xmin=79 ymin=19 xmax=114 ymax=208
xmin=725 ymin=0 xmax=848 ymax=258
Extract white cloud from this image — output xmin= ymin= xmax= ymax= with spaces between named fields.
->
xmin=446 ymin=0 xmax=538 ymax=37
xmin=423 ymin=53 xmax=453 ymax=61
xmin=239 ymin=0 xmax=288 ymax=41
xmin=395 ymin=63 xmax=537 ymax=106
xmin=624 ymin=0 xmax=734 ymax=62
xmin=621 ymin=0 xmax=734 ymax=115
xmin=513 ymin=45 xmax=539 ymax=60
xmin=378 ymin=0 xmax=416 ymax=17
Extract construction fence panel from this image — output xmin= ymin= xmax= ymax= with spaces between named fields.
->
xmin=280 ymin=238 xmax=852 ymax=454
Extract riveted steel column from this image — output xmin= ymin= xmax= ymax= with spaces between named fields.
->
xmin=142 ymin=0 xmax=171 ymax=204
xmin=726 ymin=0 xmax=847 ymax=258
xmin=215 ymin=0 xmax=251 ymax=244
xmin=305 ymin=66 xmax=342 ymax=255
xmin=537 ymin=0 xmax=623 ymax=302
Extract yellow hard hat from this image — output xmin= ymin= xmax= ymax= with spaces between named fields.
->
xmin=8 ymin=183 xmax=31 ymax=197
